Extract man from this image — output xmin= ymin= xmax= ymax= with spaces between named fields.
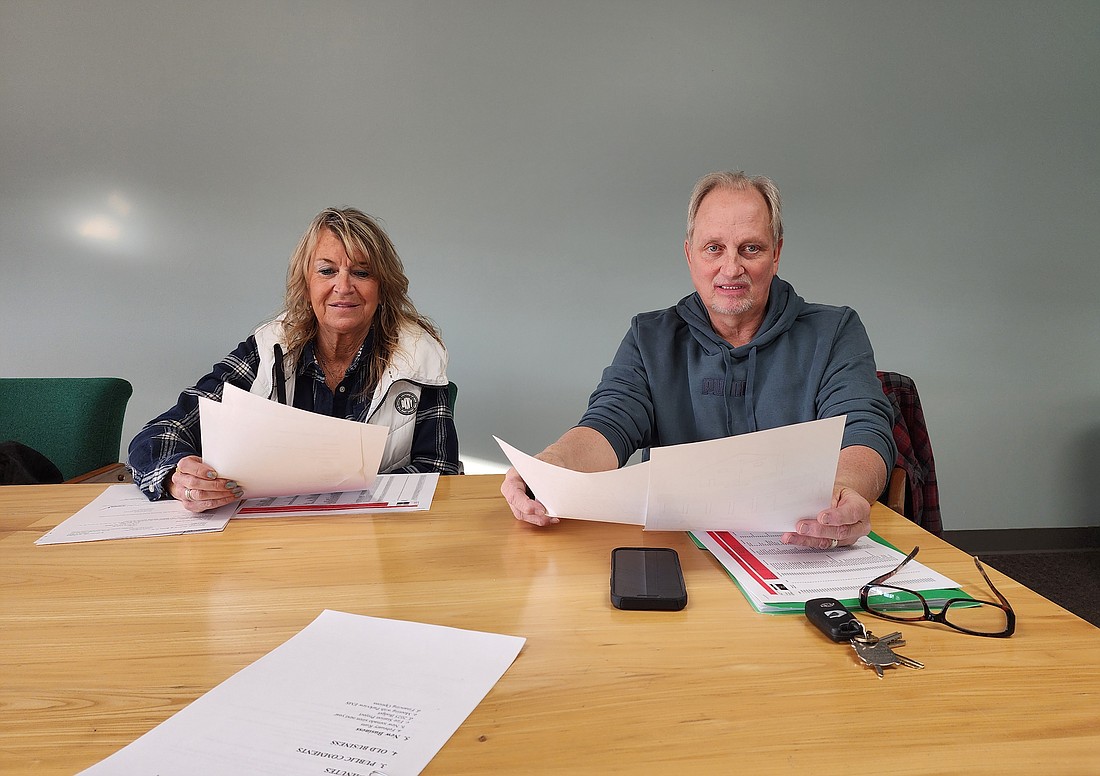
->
xmin=501 ymin=171 xmax=896 ymax=549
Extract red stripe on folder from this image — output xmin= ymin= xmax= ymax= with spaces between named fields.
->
xmin=236 ymin=502 xmax=395 ymax=515
xmin=706 ymin=531 xmax=779 ymax=594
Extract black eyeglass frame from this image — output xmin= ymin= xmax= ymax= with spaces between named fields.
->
xmin=858 ymin=546 xmax=1016 ymax=638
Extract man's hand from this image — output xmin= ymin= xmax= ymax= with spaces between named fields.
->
xmin=781 ymin=485 xmax=871 ymax=549
xmin=499 ymin=427 xmax=618 ymax=528
xmin=782 ymin=444 xmax=885 ymax=549
xmin=500 ymin=467 xmax=559 ymax=526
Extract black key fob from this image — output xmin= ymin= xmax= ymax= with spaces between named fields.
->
xmin=805 ymin=597 xmax=864 ymax=642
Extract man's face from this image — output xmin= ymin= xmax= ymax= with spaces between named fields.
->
xmin=684 ymin=186 xmax=782 ymax=336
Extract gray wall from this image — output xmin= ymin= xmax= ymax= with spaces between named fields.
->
xmin=3 ymin=1 xmax=1098 ymax=530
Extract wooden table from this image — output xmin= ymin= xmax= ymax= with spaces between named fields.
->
xmin=2 ymin=476 xmax=1099 ymax=774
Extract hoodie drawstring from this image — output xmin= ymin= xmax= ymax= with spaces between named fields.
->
xmin=744 ymin=346 xmax=759 ymax=433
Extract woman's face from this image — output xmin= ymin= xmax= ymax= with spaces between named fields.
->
xmin=307 ymin=228 xmax=380 ymax=343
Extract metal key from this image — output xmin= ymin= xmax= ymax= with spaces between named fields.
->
xmin=852 ymin=632 xmax=925 ymax=678
xmin=877 ymin=632 xmax=925 ymax=670
xmin=805 ymin=598 xmax=924 ymax=679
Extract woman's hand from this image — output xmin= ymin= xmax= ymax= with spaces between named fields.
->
xmin=169 ymin=455 xmax=243 ymax=513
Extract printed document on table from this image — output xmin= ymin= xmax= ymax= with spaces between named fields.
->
xmin=79 ymin=609 xmax=526 ymax=776
xmin=494 ymin=436 xmax=648 ymax=524
xmin=35 ymin=484 xmax=232 ymax=545
xmin=691 ymin=531 xmax=961 ymax=613
xmin=493 ymin=417 xmax=843 ymax=531
xmin=200 ymin=383 xmax=389 ymax=498
xmin=234 ymin=473 xmax=440 ymax=518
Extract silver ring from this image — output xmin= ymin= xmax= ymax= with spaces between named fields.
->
xmin=828 ymin=538 xmax=839 ymax=549
xmin=184 ymin=487 xmax=194 ymax=501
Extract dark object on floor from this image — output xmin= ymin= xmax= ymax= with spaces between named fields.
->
xmin=983 ymin=551 xmax=1100 ymax=629
xmin=0 ymin=440 xmax=64 ymax=485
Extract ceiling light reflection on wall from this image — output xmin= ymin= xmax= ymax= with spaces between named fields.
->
xmin=107 ymin=191 xmax=132 ymax=216
xmin=71 ymin=190 xmax=145 ymax=257
xmin=77 ymin=215 xmax=122 ymax=241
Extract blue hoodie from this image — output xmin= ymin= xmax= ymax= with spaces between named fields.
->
xmin=578 ymin=276 xmax=897 ymax=472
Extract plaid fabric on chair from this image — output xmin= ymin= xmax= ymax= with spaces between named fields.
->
xmin=876 ymin=371 xmax=942 ymax=536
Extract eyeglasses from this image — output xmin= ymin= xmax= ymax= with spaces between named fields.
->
xmin=859 ymin=547 xmax=1016 ymax=638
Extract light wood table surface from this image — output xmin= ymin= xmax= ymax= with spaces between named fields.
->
xmin=2 ymin=475 xmax=1099 ymax=775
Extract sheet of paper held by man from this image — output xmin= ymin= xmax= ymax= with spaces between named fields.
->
xmin=199 ymin=383 xmax=389 ymax=498
xmin=35 ymin=484 xmax=233 ymax=545
xmin=646 ymin=416 xmax=845 ymax=531
xmin=493 ymin=436 xmax=648 ymax=524
xmin=233 ymin=473 xmax=440 ymax=518
xmin=79 ymin=610 xmax=526 ymax=776
xmin=494 ymin=416 xmax=844 ymax=532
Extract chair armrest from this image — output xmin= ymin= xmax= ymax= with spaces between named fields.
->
xmin=885 ymin=466 xmax=906 ymax=515
xmin=66 ymin=463 xmax=133 ymax=484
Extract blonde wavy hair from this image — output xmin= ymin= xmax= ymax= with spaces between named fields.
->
xmin=282 ymin=207 xmax=440 ymax=392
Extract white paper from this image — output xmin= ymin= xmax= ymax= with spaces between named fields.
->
xmin=646 ymin=416 xmax=844 ymax=531
xmin=234 ymin=473 xmax=440 ymax=518
xmin=80 ymin=610 xmax=526 ymax=775
xmin=35 ymin=484 xmax=232 ymax=545
xmin=200 ymin=384 xmax=389 ymax=498
xmin=691 ymin=530 xmax=960 ymax=610
xmin=493 ymin=436 xmax=647 ymax=524
xmin=493 ymin=417 xmax=843 ymax=532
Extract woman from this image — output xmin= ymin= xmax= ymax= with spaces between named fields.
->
xmin=129 ymin=207 xmax=460 ymax=512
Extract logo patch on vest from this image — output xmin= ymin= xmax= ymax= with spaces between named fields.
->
xmin=395 ymin=391 xmax=418 ymax=416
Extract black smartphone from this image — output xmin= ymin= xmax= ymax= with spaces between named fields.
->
xmin=610 ymin=547 xmax=687 ymax=611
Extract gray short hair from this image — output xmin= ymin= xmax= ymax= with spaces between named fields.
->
xmin=686 ymin=171 xmax=783 ymax=246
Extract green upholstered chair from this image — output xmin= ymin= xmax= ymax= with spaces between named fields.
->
xmin=0 ymin=377 xmax=133 ymax=482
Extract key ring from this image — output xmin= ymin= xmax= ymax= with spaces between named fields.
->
xmin=850 ymin=620 xmax=877 ymax=644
